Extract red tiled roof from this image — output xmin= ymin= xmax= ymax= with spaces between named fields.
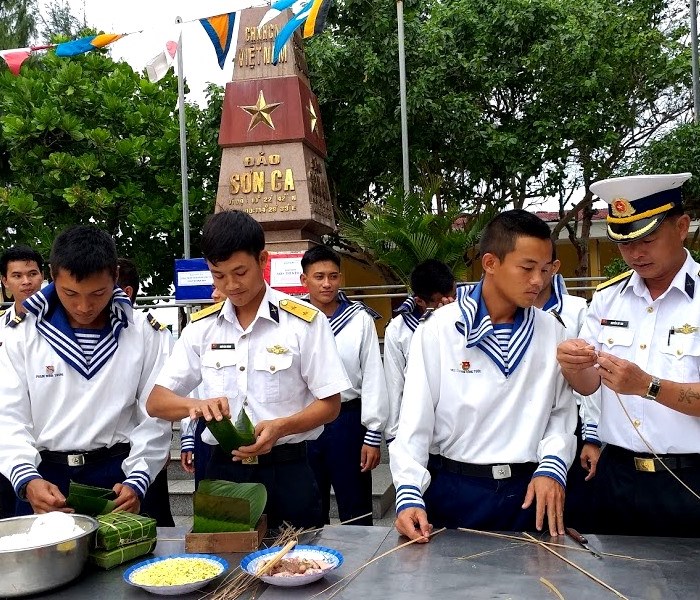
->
xmin=535 ymin=209 xmax=607 ymax=222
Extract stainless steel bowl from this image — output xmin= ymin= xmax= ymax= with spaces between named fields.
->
xmin=0 ymin=514 xmax=99 ymax=597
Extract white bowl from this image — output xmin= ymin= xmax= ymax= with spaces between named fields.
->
xmin=240 ymin=545 xmax=343 ymax=587
xmin=123 ymin=553 xmax=228 ymax=595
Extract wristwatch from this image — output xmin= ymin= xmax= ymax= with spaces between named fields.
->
xmin=645 ymin=376 xmax=661 ymax=401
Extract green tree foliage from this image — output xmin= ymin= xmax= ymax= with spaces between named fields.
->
xmin=0 ymin=0 xmax=37 ymax=48
xmin=40 ymin=0 xmax=85 ymax=41
xmin=340 ymin=179 xmax=493 ymax=285
xmin=307 ymin=0 xmax=690 ymax=273
xmin=0 ymin=51 xmax=219 ymax=295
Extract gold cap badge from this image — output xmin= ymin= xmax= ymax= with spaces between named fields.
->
xmin=610 ymin=197 xmax=636 ymax=218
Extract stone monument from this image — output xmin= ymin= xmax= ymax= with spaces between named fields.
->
xmin=215 ymin=7 xmax=335 ymax=251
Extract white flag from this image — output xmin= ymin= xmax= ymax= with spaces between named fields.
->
xmin=146 ymin=39 xmax=178 ymax=82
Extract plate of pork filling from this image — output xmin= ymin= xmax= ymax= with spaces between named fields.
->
xmin=241 ymin=545 xmax=343 ymax=587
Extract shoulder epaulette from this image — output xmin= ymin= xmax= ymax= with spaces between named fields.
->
xmin=419 ymin=307 xmax=435 ymax=322
xmin=146 ymin=312 xmax=168 ymax=331
xmin=279 ymin=298 xmax=317 ymax=323
xmin=357 ymin=301 xmax=382 ymax=321
xmin=191 ymin=301 xmax=224 ymax=323
xmin=0 ymin=309 xmax=6 ymax=317
xmin=596 ymin=270 xmax=633 ymax=292
xmin=7 ymin=312 xmax=26 ymax=328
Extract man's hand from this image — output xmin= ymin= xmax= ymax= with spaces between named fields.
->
xmin=189 ymin=397 xmax=231 ymax=422
xmin=232 ymin=418 xmax=284 ymax=460
xmin=395 ymin=507 xmax=433 ymax=542
xmin=596 ymin=352 xmax=649 ymax=397
xmin=181 ymin=451 xmax=195 ymax=473
xmin=580 ymin=443 xmax=601 ymax=481
xmin=360 ymin=445 xmax=380 ymax=472
xmin=522 ymin=476 xmax=565 ymax=536
xmin=112 ymin=484 xmax=141 ymax=513
xmin=556 ymin=339 xmax=598 ymax=373
xmin=25 ymin=479 xmax=71 ymax=514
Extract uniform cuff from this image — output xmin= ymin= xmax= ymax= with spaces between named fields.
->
xmin=385 ymin=436 xmax=395 ymax=445
xmin=181 ymin=435 xmax=195 ymax=453
xmin=582 ymin=424 xmax=602 ymax=447
xmin=11 ymin=463 xmax=42 ymax=497
xmin=396 ymin=484 xmax=425 ymax=514
xmin=123 ymin=470 xmax=151 ymax=500
xmin=533 ymin=455 xmax=567 ymax=488
xmin=363 ymin=430 xmax=382 ymax=447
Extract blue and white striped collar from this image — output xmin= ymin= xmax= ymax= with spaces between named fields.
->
xmin=455 ymin=280 xmax=535 ymax=377
xmin=542 ymin=273 xmax=567 ymax=313
xmin=394 ymin=296 xmax=421 ymax=332
xmin=23 ymin=283 xmax=132 ymax=380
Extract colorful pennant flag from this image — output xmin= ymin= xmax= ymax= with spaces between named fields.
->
xmin=259 ymin=0 xmax=332 ymax=65
xmin=145 ymin=39 xmax=179 ymax=83
xmin=0 ymin=48 xmax=32 ymax=75
xmin=55 ymin=33 xmax=124 ymax=57
xmin=199 ymin=12 xmax=236 ymax=69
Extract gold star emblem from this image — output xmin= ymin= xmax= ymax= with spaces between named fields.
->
xmin=610 ymin=197 xmax=636 ymax=218
xmin=308 ymin=101 xmax=318 ymax=133
xmin=239 ymin=90 xmax=282 ymax=131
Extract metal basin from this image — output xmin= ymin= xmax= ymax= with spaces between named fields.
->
xmin=0 ymin=514 xmax=99 ymax=597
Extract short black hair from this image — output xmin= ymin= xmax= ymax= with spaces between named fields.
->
xmin=0 ymin=245 xmax=44 ymax=277
xmin=116 ymin=258 xmax=139 ymax=302
xmin=201 ymin=211 xmax=265 ymax=264
xmin=301 ymin=245 xmax=341 ymax=272
xmin=50 ymin=225 xmax=118 ymax=281
xmin=480 ymin=209 xmax=552 ymax=260
xmin=410 ymin=259 xmax=455 ymax=301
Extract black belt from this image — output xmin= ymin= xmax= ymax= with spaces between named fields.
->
xmin=217 ymin=442 xmax=307 ymax=466
xmin=428 ymin=454 xmax=536 ymax=480
xmin=606 ymin=444 xmax=700 ymax=473
xmin=340 ymin=398 xmax=361 ymax=412
xmin=40 ymin=443 xmax=131 ymax=467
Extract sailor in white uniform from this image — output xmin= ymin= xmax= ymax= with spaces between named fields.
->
xmin=300 ymin=246 xmax=388 ymax=525
xmin=558 ymin=173 xmax=700 ymax=536
xmin=0 ymin=227 xmax=171 ymax=516
xmin=0 ymin=245 xmax=45 ymax=517
xmin=390 ymin=210 xmax=576 ymax=541
xmin=383 ymin=259 xmax=456 ymax=442
xmin=147 ymin=212 xmax=351 ymax=529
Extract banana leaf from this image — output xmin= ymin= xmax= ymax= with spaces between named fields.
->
xmin=193 ymin=479 xmax=267 ymax=533
xmin=206 ymin=406 xmax=256 ymax=453
xmin=66 ymin=481 xmax=117 ymax=515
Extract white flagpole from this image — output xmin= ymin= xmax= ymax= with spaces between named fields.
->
xmin=176 ymin=16 xmax=191 ymax=259
xmin=396 ymin=0 xmax=410 ymax=195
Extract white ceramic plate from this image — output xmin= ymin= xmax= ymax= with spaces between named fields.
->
xmin=240 ymin=545 xmax=343 ymax=587
xmin=123 ymin=554 xmax=228 ymax=595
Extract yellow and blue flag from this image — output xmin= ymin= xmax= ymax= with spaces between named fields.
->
xmin=54 ymin=34 xmax=123 ymax=57
xmin=199 ymin=12 xmax=236 ymax=69
xmin=259 ymin=0 xmax=332 ymax=65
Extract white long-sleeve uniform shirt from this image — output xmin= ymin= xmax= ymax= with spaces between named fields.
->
xmin=390 ymin=284 xmax=576 ymax=514
xmin=332 ymin=306 xmax=389 ymax=447
xmin=544 ymin=275 xmax=601 ymax=440
xmin=0 ymin=305 xmax=172 ymax=498
xmin=156 ymin=285 xmax=351 ymax=446
xmin=579 ymin=250 xmax=700 ymax=453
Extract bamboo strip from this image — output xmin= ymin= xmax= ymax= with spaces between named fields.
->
xmin=311 ymin=528 xmax=447 ymax=599
xmin=456 ymin=543 xmax=527 ymax=561
xmin=522 ymin=532 xmax=629 ymax=600
xmin=255 ymin=540 xmax=297 ymax=576
xmin=539 ymin=577 xmax=565 ymax=600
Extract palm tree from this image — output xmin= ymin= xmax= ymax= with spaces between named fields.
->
xmin=340 ymin=180 xmax=494 ymax=287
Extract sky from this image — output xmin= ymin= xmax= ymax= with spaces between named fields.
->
xmin=44 ymin=0 xmax=268 ymax=104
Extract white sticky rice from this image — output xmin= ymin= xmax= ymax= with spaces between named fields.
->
xmin=0 ymin=513 xmax=83 ymax=551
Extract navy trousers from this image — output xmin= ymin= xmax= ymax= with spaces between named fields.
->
xmin=1 ymin=474 xmax=15 ymax=518
xmin=307 ymin=401 xmax=373 ymax=526
xmin=205 ymin=445 xmax=323 ymax=530
xmin=193 ymin=417 xmax=213 ymax=489
xmin=563 ymin=416 xmax=596 ymax=531
xmin=423 ymin=458 xmax=537 ymax=531
xmin=141 ymin=468 xmax=175 ymax=527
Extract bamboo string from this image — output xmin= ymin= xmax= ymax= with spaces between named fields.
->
xmin=310 ymin=528 xmax=447 ymax=599
xmin=522 ymin=532 xmax=629 ymax=600
xmin=303 ymin=512 xmax=374 ymax=535
xmin=539 ymin=577 xmax=566 ymax=600
xmin=456 ymin=543 xmax=527 ymax=561
xmin=457 ymin=528 xmax=674 ymax=562
xmin=614 ymin=391 xmax=700 ymax=502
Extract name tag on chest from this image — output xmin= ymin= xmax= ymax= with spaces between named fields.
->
xmin=600 ymin=319 xmax=629 ymax=328
xmin=211 ymin=343 xmax=236 ymax=350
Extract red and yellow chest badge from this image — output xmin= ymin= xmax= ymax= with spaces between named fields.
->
xmin=461 ymin=361 xmax=471 ymax=371
xmin=610 ymin=197 xmax=636 ymax=218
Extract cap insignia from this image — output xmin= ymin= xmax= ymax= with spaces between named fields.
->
xmin=611 ymin=197 xmax=636 ymax=218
